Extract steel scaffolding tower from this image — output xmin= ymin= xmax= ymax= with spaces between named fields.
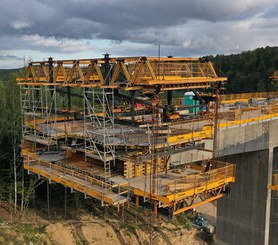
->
xmin=84 ymin=88 xmax=115 ymax=195
xmin=20 ymin=85 xmax=57 ymax=148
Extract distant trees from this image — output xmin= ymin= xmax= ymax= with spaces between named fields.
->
xmin=205 ymin=46 xmax=278 ymax=93
xmin=0 ymin=71 xmax=22 ymax=213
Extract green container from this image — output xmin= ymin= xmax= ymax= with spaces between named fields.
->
xmin=184 ymin=92 xmax=200 ymax=113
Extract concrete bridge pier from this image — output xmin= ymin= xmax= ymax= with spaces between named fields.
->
xmin=216 ymin=119 xmax=278 ymax=245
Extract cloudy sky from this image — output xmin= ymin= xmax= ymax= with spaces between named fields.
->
xmin=0 ymin=0 xmax=278 ymax=68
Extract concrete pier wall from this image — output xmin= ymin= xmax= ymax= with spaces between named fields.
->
xmin=217 ymin=150 xmax=269 ymax=244
xmin=216 ymin=119 xmax=278 ymax=245
xmin=269 ymin=147 xmax=278 ymax=245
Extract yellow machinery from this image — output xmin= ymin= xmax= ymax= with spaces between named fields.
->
xmin=18 ymin=55 xmax=236 ymax=216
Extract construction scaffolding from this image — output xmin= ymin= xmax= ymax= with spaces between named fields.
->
xmin=18 ymin=55 xmax=236 ymax=216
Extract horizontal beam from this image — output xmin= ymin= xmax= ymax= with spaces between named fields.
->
xmin=140 ymin=77 xmax=227 ymax=85
xmin=173 ymin=193 xmax=223 ymax=216
xmin=118 ymin=143 xmax=205 ymax=163
xmin=28 ymin=56 xmax=200 ymax=65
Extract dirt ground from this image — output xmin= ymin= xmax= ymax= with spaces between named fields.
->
xmin=0 ymin=201 xmax=213 ymax=244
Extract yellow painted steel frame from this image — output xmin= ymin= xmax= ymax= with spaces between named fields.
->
xmin=17 ymin=57 xmax=227 ymax=91
xmin=132 ymin=163 xmax=235 ymax=209
xmin=24 ymin=152 xmax=128 ymax=205
xmin=173 ymin=189 xmax=223 ymax=216
xmin=24 ymin=162 xmax=115 ymax=204
xmin=218 ymin=112 xmax=278 ymax=129
xmin=167 ymin=125 xmax=213 ymax=144
xmin=167 ymin=107 xmax=278 ymax=146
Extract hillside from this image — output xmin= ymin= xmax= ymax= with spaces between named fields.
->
xmin=0 ymin=200 xmax=210 ymax=244
xmin=205 ymin=46 xmax=278 ymax=93
xmin=0 ymin=69 xmax=21 ymax=83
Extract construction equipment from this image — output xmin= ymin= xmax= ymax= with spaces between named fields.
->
xmin=194 ymin=214 xmax=215 ymax=234
xmin=18 ymin=55 xmax=236 ymax=216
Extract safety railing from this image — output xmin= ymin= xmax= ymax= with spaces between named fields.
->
xmin=218 ymin=105 xmax=278 ymax=129
xmin=166 ymin=161 xmax=235 ymax=195
xmin=25 ymin=152 xmax=128 ymax=204
xmin=160 ymin=92 xmax=278 ymax=106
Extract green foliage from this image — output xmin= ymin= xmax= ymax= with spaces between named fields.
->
xmin=0 ymin=70 xmax=22 ymax=207
xmin=12 ymin=223 xmax=46 ymax=243
xmin=204 ymin=46 xmax=278 ymax=93
xmin=0 ymin=71 xmax=22 ymax=161
xmin=175 ymin=211 xmax=197 ymax=229
xmin=0 ymin=69 xmax=20 ymax=83
xmin=176 ymin=215 xmax=191 ymax=229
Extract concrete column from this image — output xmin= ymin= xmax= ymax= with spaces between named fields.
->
xmin=269 ymin=147 xmax=278 ymax=245
xmin=264 ymin=147 xmax=273 ymax=245
xmin=217 ymin=150 xmax=270 ymax=245
xmin=268 ymin=122 xmax=278 ymax=244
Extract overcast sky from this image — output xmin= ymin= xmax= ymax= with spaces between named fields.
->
xmin=0 ymin=0 xmax=278 ymax=68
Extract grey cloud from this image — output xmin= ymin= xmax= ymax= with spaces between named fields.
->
xmin=0 ymin=35 xmax=91 ymax=54
xmin=0 ymin=0 xmax=277 ymax=63
xmin=262 ymin=5 xmax=278 ymax=18
xmin=0 ymin=54 xmax=24 ymax=60
xmin=55 ymin=18 xmax=103 ymax=39
xmin=1 ymin=0 xmax=276 ymax=40
xmin=0 ymin=54 xmax=24 ymax=69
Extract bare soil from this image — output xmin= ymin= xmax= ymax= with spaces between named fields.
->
xmin=0 ymin=201 xmax=212 ymax=244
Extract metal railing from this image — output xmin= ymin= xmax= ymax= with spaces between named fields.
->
xmin=166 ymin=161 xmax=235 ymax=195
xmin=25 ymin=153 xmax=128 ymax=205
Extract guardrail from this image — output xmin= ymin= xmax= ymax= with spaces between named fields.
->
xmin=161 ymin=92 xmax=278 ymax=106
xmin=166 ymin=161 xmax=235 ymax=199
xmin=25 ymin=152 xmax=128 ymax=205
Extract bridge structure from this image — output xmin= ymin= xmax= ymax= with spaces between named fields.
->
xmin=18 ymin=56 xmax=278 ymax=244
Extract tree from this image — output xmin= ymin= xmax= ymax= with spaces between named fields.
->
xmin=0 ymin=72 xmax=22 ymax=213
xmin=205 ymin=46 xmax=278 ymax=93
xmin=4 ymin=74 xmax=22 ymax=212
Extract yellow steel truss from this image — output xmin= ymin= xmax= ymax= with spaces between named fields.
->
xmin=17 ymin=57 xmax=227 ymax=91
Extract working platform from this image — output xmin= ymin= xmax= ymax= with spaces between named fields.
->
xmin=24 ymin=152 xmax=129 ymax=206
xmin=130 ymin=160 xmax=235 ymax=215
xmin=23 ymin=149 xmax=234 ymax=212
xmin=18 ymin=55 xmax=236 ymax=216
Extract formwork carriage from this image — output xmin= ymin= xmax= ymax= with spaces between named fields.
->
xmin=18 ymin=55 xmax=236 ymax=214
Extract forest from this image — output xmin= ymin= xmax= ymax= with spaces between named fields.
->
xmin=206 ymin=46 xmax=278 ymax=93
xmin=0 ymin=46 xmax=277 ymax=213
